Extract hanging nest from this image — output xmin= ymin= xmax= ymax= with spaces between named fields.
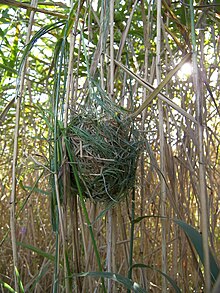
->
xmin=67 ymin=107 xmax=142 ymax=203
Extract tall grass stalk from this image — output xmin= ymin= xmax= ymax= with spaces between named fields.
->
xmin=52 ymin=9 xmax=75 ymax=291
xmin=156 ymin=0 xmax=167 ymax=291
xmin=109 ymin=0 xmax=114 ymax=99
xmin=116 ymin=0 xmax=138 ymax=64
xmin=127 ymin=188 xmax=135 ymax=293
xmin=106 ymin=209 xmax=113 ymax=292
xmin=61 ymin=1 xmax=83 ymax=291
xmin=114 ymin=54 xmax=194 ymax=122
xmin=106 ymin=0 xmax=115 ymax=292
xmin=1 ymin=0 xmax=68 ymax=19
xmin=189 ymin=1 xmax=211 ymax=291
xmin=10 ymin=1 xmax=38 ymax=290
xmin=140 ymin=3 xmax=152 ymax=286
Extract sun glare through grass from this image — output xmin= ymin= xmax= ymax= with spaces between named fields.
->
xmin=178 ymin=62 xmax=193 ymax=79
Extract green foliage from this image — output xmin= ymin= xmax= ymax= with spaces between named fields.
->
xmin=174 ymin=219 xmax=219 ymax=284
xmin=76 ymin=271 xmax=146 ymax=293
xmin=0 ymin=0 xmax=219 ymax=292
xmin=17 ymin=241 xmax=55 ymax=262
xmin=133 ymin=215 xmax=220 ymax=286
xmin=0 ymin=280 xmax=17 ymax=293
xmin=129 ymin=264 xmax=181 ymax=293
xmin=15 ymin=267 xmax=25 ymax=293
xmin=18 ymin=21 xmax=65 ymax=76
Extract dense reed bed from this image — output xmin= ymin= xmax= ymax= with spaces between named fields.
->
xmin=0 ymin=0 xmax=219 ymax=292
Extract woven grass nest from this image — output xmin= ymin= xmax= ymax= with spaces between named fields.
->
xmin=67 ymin=112 xmax=142 ymax=203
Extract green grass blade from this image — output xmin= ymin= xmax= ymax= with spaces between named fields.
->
xmin=18 ymin=21 xmax=65 ymax=75
xmin=129 ymin=264 xmax=181 ymax=293
xmin=15 ymin=267 xmax=24 ymax=293
xmin=17 ymin=242 xmax=55 ymax=262
xmin=53 ymin=213 xmax=59 ymax=293
xmin=0 ymin=279 xmax=17 ymax=293
xmin=0 ymin=62 xmax=17 ymax=74
xmin=132 ymin=215 xmax=219 ymax=284
xmin=76 ymin=272 xmax=147 ymax=293
xmin=174 ymin=219 xmax=219 ymax=283
xmin=22 ymin=185 xmax=50 ymax=196
xmin=127 ymin=188 xmax=135 ymax=293
xmin=48 ymin=196 xmax=60 ymax=292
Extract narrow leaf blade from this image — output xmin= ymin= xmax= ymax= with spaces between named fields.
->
xmin=174 ymin=219 xmax=219 ymax=283
xmin=76 ymin=272 xmax=147 ymax=293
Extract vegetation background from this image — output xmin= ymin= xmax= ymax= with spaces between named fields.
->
xmin=0 ymin=0 xmax=219 ymax=292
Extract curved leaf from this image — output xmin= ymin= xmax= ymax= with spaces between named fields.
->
xmin=174 ymin=219 xmax=219 ymax=283
xmin=76 ymin=271 xmax=147 ymax=293
xmin=0 ymin=279 xmax=16 ymax=293
xmin=17 ymin=241 xmax=55 ymax=262
xmin=15 ymin=267 xmax=24 ymax=293
xmin=133 ymin=216 xmax=219 ymax=284
xmin=18 ymin=21 xmax=65 ymax=75
xmin=129 ymin=264 xmax=181 ymax=293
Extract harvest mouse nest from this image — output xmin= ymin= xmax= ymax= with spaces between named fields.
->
xmin=67 ymin=113 xmax=142 ymax=203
